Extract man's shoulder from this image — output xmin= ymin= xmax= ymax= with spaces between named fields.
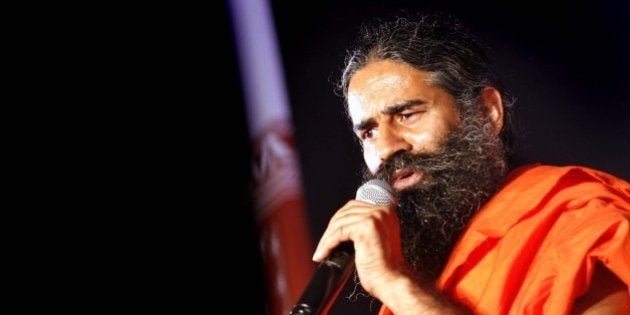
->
xmin=474 ymin=163 xmax=630 ymax=232
xmin=504 ymin=163 xmax=629 ymax=194
xmin=446 ymin=164 xmax=630 ymax=313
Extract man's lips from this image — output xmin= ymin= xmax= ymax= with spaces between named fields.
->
xmin=391 ymin=168 xmax=423 ymax=190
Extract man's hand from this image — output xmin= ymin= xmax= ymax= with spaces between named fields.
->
xmin=313 ymin=200 xmax=404 ymax=295
xmin=313 ymin=199 xmax=468 ymax=314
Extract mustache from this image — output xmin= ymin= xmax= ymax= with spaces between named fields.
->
xmin=374 ymin=147 xmax=458 ymax=183
xmin=374 ymin=151 xmax=438 ymax=183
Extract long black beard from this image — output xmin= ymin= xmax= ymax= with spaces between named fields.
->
xmin=364 ymin=108 xmax=508 ymax=283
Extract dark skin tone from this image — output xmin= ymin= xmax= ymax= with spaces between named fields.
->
xmin=314 ymin=60 xmax=629 ymax=314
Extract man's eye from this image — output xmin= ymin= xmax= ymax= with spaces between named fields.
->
xmin=400 ymin=112 xmax=417 ymax=120
xmin=362 ymin=128 xmax=376 ymax=140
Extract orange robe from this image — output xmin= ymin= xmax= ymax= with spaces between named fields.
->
xmin=380 ymin=164 xmax=630 ymax=314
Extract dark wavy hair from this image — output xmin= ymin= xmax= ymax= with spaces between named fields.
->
xmin=338 ymin=14 xmax=516 ymax=161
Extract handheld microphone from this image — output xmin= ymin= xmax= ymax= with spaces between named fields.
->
xmin=290 ymin=179 xmax=395 ymax=314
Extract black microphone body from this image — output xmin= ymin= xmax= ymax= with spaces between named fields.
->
xmin=290 ymin=180 xmax=394 ymax=314
xmin=289 ymin=242 xmax=355 ymax=314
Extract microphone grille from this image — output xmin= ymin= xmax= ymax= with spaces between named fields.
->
xmin=355 ymin=179 xmax=394 ymax=206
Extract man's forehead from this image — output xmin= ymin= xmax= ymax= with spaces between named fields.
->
xmin=346 ymin=84 xmax=405 ymax=124
xmin=347 ymin=93 xmax=371 ymax=124
xmin=346 ymin=61 xmax=437 ymax=124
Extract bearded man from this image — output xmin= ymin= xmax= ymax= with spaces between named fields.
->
xmin=312 ymin=14 xmax=630 ymax=314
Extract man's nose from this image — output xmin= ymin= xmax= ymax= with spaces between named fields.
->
xmin=376 ymin=125 xmax=412 ymax=162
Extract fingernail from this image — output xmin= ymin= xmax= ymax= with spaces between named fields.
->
xmin=312 ymin=250 xmax=320 ymax=261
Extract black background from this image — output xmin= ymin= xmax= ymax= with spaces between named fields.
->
xmin=227 ymin=0 xmax=629 ymax=313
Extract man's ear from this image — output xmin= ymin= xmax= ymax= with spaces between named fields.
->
xmin=480 ymin=87 xmax=504 ymax=135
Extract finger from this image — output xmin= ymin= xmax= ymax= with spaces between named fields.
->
xmin=313 ymin=205 xmax=392 ymax=261
xmin=323 ymin=200 xmax=393 ymax=234
xmin=313 ymin=210 xmax=369 ymax=261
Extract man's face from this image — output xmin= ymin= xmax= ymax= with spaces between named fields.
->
xmin=347 ymin=59 xmax=508 ymax=282
xmin=347 ymin=59 xmax=460 ymax=191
